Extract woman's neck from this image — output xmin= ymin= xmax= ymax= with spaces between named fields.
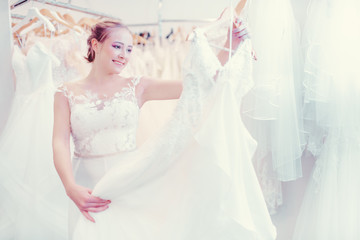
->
xmin=86 ymin=64 xmax=119 ymax=86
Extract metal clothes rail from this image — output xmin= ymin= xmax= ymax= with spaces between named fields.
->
xmin=10 ymin=0 xmax=215 ymax=37
xmin=10 ymin=0 xmax=122 ymax=20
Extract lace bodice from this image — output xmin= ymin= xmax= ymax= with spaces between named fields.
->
xmin=183 ymin=28 xmax=254 ymax=106
xmin=58 ymin=77 xmax=141 ymax=157
xmin=13 ymin=43 xmax=60 ymax=95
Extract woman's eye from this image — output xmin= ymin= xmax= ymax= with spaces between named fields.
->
xmin=113 ymin=45 xmax=121 ymax=49
xmin=127 ymin=49 xmax=132 ymax=53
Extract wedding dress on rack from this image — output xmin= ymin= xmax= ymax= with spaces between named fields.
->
xmin=293 ymin=0 xmax=360 ymax=239
xmin=24 ymin=31 xmax=90 ymax=85
xmin=0 ymin=42 xmax=68 ymax=240
xmin=58 ymin=11 xmax=276 ymax=240
xmin=241 ymin=0 xmax=305 ymax=213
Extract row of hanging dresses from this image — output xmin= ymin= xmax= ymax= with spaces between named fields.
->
xmin=242 ymin=0 xmax=305 ymax=213
xmin=62 ymin=10 xmax=276 ymax=240
xmin=293 ymin=0 xmax=360 ymax=239
xmin=124 ymin=35 xmax=188 ymax=81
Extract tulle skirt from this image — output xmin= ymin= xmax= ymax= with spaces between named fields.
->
xmin=302 ymin=0 xmax=360 ymax=154
xmin=0 ymin=84 xmax=68 ymax=240
xmin=294 ymin=0 xmax=360 ymax=239
xmin=293 ymin=130 xmax=360 ymax=240
xmin=241 ymin=0 xmax=305 ymax=214
xmin=244 ymin=0 xmax=305 ymax=182
xmin=70 ymin=76 xmax=276 ymax=240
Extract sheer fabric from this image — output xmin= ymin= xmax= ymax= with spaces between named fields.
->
xmin=0 ymin=42 xmax=68 ymax=240
xmin=241 ymin=0 xmax=305 ymax=212
xmin=293 ymin=0 xmax=360 ymax=239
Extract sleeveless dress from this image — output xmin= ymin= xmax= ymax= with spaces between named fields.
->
xmin=58 ymin=26 xmax=276 ymax=240
xmin=58 ymin=77 xmax=141 ymax=237
xmin=0 ymin=43 xmax=68 ymax=240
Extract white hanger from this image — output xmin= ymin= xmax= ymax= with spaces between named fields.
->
xmin=19 ymin=20 xmax=44 ymax=36
xmin=40 ymin=8 xmax=82 ymax=33
xmin=200 ymin=0 xmax=248 ymax=34
xmin=12 ymin=7 xmax=55 ymax=33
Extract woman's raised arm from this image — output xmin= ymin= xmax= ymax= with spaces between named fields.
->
xmin=137 ymin=77 xmax=183 ymax=106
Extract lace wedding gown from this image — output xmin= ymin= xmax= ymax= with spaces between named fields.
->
xmin=58 ymin=23 xmax=276 ymax=240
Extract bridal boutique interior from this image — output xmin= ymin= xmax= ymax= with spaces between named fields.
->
xmin=1 ymin=0 xmax=360 ymax=239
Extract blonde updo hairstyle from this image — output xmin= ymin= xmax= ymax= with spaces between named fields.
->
xmin=85 ymin=21 xmax=132 ymax=63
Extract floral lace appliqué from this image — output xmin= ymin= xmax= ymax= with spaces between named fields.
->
xmin=56 ymin=77 xmax=141 ymax=157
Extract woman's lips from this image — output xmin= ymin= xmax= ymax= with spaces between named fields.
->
xmin=112 ymin=60 xmax=125 ymax=65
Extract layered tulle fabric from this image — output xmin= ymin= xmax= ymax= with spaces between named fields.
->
xmin=302 ymin=0 xmax=360 ymax=155
xmin=0 ymin=43 xmax=68 ymax=240
xmin=293 ymin=0 xmax=360 ymax=239
xmin=69 ymin=23 xmax=276 ymax=239
xmin=244 ymin=0 xmax=305 ymax=180
xmin=293 ymin=130 xmax=360 ymax=240
xmin=240 ymin=0 xmax=305 ymax=213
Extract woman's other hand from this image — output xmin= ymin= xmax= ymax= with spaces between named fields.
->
xmin=66 ymin=184 xmax=111 ymax=222
xmin=232 ymin=18 xmax=250 ymax=43
xmin=231 ymin=18 xmax=257 ymax=60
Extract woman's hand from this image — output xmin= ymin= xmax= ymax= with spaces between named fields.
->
xmin=232 ymin=18 xmax=250 ymax=46
xmin=66 ymin=184 xmax=111 ymax=223
xmin=217 ymin=16 xmax=256 ymax=65
xmin=229 ymin=18 xmax=257 ymax=60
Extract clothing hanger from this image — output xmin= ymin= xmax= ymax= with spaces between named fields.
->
xmin=12 ymin=7 xmax=56 ymax=33
xmin=77 ymin=17 xmax=99 ymax=30
xmin=186 ymin=0 xmax=248 ymax=41
xmin=62 ymin=13 xmax=77 ymax=26
xmin=19 ymin=20 xmax=47 ymax=36
xmin=55 ymin=12 xmax=84 ymax=35
xmin=166 ymin=27 xmax=185 ymax=42
xmin=165 ymin=28 xmax=174 ymax=39
xmin=13 ymin=17 xmax=38 ymax=36
xmin=40 ymin=8 xmax=82 ymax=33
xmin=56 ymin=11 xmax=71 ymax=25
xmin=174 ymin=27 xmax=185 ymax=42
xmin=133 ymin=34 xmax=147 ymax=46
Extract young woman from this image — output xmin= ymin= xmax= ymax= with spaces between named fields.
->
xmin=53 ymin=19 xmax=275 ymax=240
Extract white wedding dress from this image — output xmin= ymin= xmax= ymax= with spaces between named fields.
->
xmin=242 ymin=0 xmax=305 ymax=213
xmin=0 ymin=43 xmax=68 ymax=239
xmin=58 ymin=21 xmax=276 ymax=239
xmin=293 ymin=0 xmax=360 ymax=239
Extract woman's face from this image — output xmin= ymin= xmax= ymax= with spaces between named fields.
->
xmin=95 ymin=28 xmax=133 ymax=74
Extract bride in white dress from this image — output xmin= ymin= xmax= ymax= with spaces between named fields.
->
xmin=53 ymin=19 xmax=276 ymax=240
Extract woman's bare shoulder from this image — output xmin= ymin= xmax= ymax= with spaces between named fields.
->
xmin=61 ymin=78 xmax=87 ymax=90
